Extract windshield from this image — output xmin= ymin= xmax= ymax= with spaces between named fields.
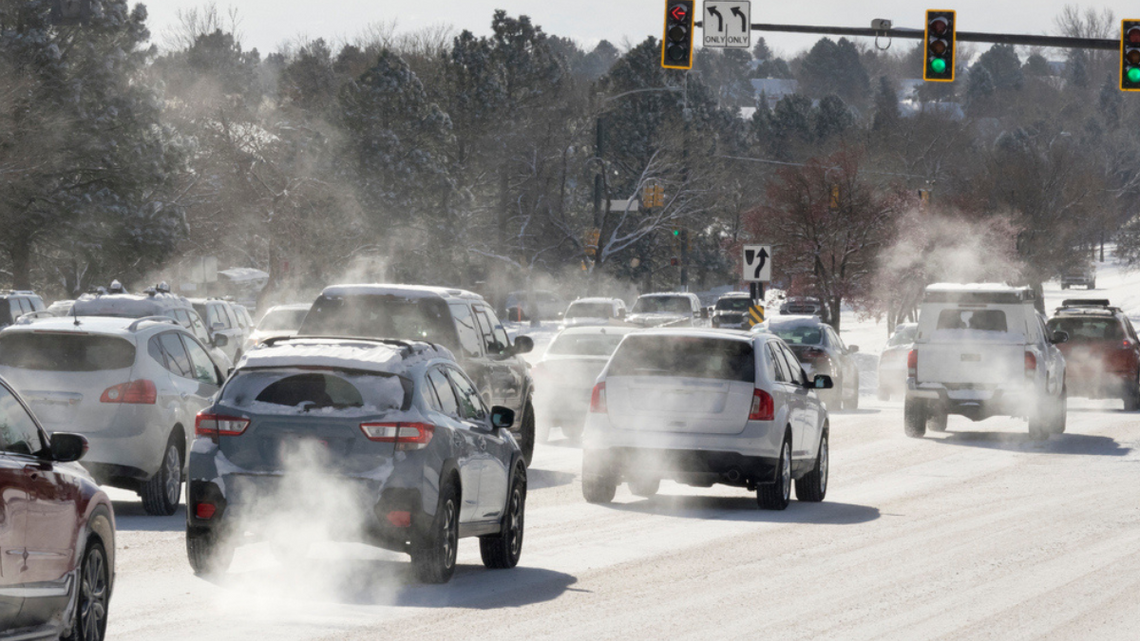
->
xmin=299 ymin=295 xmax=458 ymax=349
xmin=887 ymin=325 xmax=918 ymax=347
xmin=1047 ymin=317 xmax=1123 ymax=342
xmin=259 ymin=307 xmax=309 ymax=332
xmin=547 ymin=332 xmax=626 ymax=356
xmin=716 ymin=298 xmax=751 ymax=312
xmin=771 ymin=324 xmax=823 ymax=346
xmin=632 ymin=296 xmax=691 ymax=315
xmin=607 ymin=335 xmax=755 ymax=382
xmin=221 ymin=368 xmax=412 ymax=414
xmin=565 ymin=302 xmax=612 ymax=319
xmin=0 ymin=333 xmax=136 ymax=371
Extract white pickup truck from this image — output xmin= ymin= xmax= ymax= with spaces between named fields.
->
xmin=904 ymin=284 xmax=1069 ymax=440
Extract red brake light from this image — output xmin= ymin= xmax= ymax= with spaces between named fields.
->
xmin=195 ymin=503 xmax=217 ymax=520
xmin=100 ymin=380 xmax=157 ymax=404
xmin=1024 ymin=352 xmax=1037 ymax=376
xmin=360 ymin=422 xmax=435 ymax=450
xmin=589 ymin=382 xmax=607 ymax=413
xmin=386 ymin=511 xmax=412 ymax=528
xmin=749 ymin=389 xmax=775 ymax=421
xmin=195 ymin=413 xmax=250 ymax=437
xmin=907 ymin=350 xmax=918 ymax=377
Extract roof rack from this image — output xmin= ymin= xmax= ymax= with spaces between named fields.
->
xmin=1060 ymin=299 xmax=1111 ymax=308
xmin=127 ymin=316 xmax=180 ymax=332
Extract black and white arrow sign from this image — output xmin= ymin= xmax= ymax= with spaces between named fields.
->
xmin=743 ymin=244 xmax=771 ymax=282
xmin=703 ymin=1 xmax=750 ymax=49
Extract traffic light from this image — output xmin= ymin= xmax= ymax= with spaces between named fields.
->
xmin=642 ymin=184 xmax=665 ymax=209
xmin=661 ymin=1 xmax=695 ymax=70
xmin=923 ymin=10 xmax=956 ymax=82
xmin=1121 ymin=20 xmax=1140 ymax=91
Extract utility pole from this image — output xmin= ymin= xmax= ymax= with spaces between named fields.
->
xmin=593 ymin=117 xmax=605 ymax=229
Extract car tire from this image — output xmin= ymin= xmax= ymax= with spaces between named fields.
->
xmin=795 ymin=430 xmax=828 ymax=503
xmin=757 ymin=436 xmax=792 ymax=510
xmin=518 ymin=400 xmax=536 ymax=467
xmin=1050 ymin=388 xmax=1068 ymax=435
xmin=186 ymin=528 xmax=233 ymax=576
xmin=411 ymin=475 xmax=459 ymax=584
xmin=1124 ymin=380 xmax=1140 ymax=411
xmin=480 ymin=464 xmax=526 ymax=569
xmin=927 ymin=409 xmax=948 ymax=432
xmin=582 ymin=452 xmax=617 ymax=504
xmin=628 ymin=477 xmax=660 ymax=498
xmin=904 ymin=399 xmax=927 ymax=438
xmin=62 ymin=538 xmax=110 ymax=641
xmin=141 ymin=436 xmax=182 ymax=516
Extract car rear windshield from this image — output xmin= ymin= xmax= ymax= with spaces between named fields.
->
xmin=547 ymin=332 xmax=626 ymax=356
xmin=631 ymin=297 xmax=691 ymax=315
xmin=770 ymin=324 xmax=822 ymax=345
xmin=221 ymin=368 xmax=413 ymax=414
xmin=936 ymin=309 xmax=1008 ymax=332
xmin=258 ymin=307 xmax=309 ymax=332
xmin=1047 ymin=317 xmax=1123 ymax=342
xmin=565 ymin=302 xmax=611 ymax=319
xmin=299 ymin=295 xmax=458 ymax=349
xmin=716 ymin=298 xmax=751 ymax=311
xmin=607 ymin=335 xmax=755 ymax=382
xmin=887 ymin=325 xmax=918 ymax=347
xmin=0 ymin=333 xmax=135 ymax=371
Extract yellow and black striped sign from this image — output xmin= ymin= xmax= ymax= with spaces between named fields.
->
xmin=747 ymin=304 xmax=766 ymax=328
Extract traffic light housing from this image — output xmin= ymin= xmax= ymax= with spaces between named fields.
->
xmin=642 ymin=184 xmax=665 ymax=209
xmin=1121 ymin=20 xmax=1140 ymax=91
xmin=661 ymin=1 xmax=695 ymax=70
xmin=923 ymin=10 xmax=956 ymax=82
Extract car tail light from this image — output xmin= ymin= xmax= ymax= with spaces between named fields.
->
xmin=803 ymin=347 xmax=828 ymax=362
xmin=1024 ymin=352 xmax=1037 ymax=378
xmin=360 ymin=422 xmax=435 ymax=450
xmin=195 ymin=503 xmax=217 ymax=520
xmin=1124 ymin=339 xmax=1134 ymax=350
xmin=195 ymin=413 xmax=250 ymax=437
xmin=907 ymin=350 xmax=918 ymax=378
xmin=386 ymin=511 xmax=412 ymax=528
xmin=749 ymin=389 xmax=775 ymax=421
xmin=100 ymin=380 xmax=157 ymax=404
xmin=589 ymin=382 xmax=607 ymax=413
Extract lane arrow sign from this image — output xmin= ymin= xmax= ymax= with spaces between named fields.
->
xmin=707 ymin=6 xmax=724 ymax=32
xmin=731 ymin=6 xmax=747 ymax=31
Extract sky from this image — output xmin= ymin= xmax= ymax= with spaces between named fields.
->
xmin=143 ymin=1 xmax=1134 ymax=59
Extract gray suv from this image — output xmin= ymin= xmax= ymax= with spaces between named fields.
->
xmin=186 ymin=337 xmax=527 ymax=584
xmin=297 ymin=285 xmax=538 ymax=464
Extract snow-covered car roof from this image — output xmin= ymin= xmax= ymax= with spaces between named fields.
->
xmin=555 ymin=324 xmax=639 ymax=337
xmin=766 ymin=315 xmax=824 ymax=328
xmin=569 ymin=297 xmax=622 ymax=305
xmin=73 ymin=292 xmax=194 ymax=317
xmin=3 ymin=315 xmax=180 ymax=336
xmin=239 ymin=337 xmax=455 ymax=375
xmin=318 ymin=284 xmax=484 ymax=302
xmin=718 ymin=292 xmax=752 ymax=299
xmin=637 ymin=292 xmax=699 ymax=300
xmin=264 ymin=303 xmax=312 ymax=312
xmin=627 ymin=327 xmax=755 ymax=342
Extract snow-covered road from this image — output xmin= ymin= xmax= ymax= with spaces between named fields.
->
xmin=104 ymin=397 xmax=1140 ymax=640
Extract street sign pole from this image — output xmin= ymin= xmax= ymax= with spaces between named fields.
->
xmin=743 ymin=244 xmax=771 ymax=326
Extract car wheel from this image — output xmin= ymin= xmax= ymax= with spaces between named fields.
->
xmin=62 ymin=538 xmax=110 ymax=641
xmin=904 ymin=399 xmax=927 ymax=438
xmin=1050 ymin=388 xmax=1068 ymax=435
xmin=518 ymin=400 xmax=536 ymax=467
xmin=927 ymin=409 xmax=948 ymax=432
xmin=582 ymin=452 xmax=617 ymax=504
xmin=1124 ymin=380 xmax=1140 ymax=411
xmin=480 ymin=464 xmax=526 ymax=569
xmin=795 ymin=430 xmax=828 ymax=502
xmin=757 ymin=435 xmax=792 ymax=510
xmin=141 ymin=437 xmax=182 ymax=516
xmin=628 ymin=477 xmax=660 ymax=498
xmin=411 ymin=475 xmax=459 ymax=584
xmin=186 ymin=528 xmax=233 ymax=576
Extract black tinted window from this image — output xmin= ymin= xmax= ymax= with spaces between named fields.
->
xmin=223 ymin=369 xmax=410 ymax=412
xmin=716 ymin=298 xmax=751 ymax=311
xmin=0 ymin=334 xmax=135 ymax=371
xmin=300 ymin=295 xmax=458 ymax=349
xmin=0 ymin=386 xmax=43 ymax=455
xmin=1047 ymin=317 xmax=1123 ymax=342
xmin=608 ymin=336 xmax=755 ymax=382
xmin=427 ymin=368 xmax=460 ymax=417
xmin=767 ymin=344 xmax=790 ymax=383
xmin=160 ymin=333 xmax=193 ymax=378
xmin=937 ymin=309 xmax=1008 ymax=332
xmin=446 ymin=368 xmax=488 ymax=421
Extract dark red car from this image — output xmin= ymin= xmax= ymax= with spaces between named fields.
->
xmin=1047 ymin=299 xmax=1140 ymax=410
xmin=0 ymin=376 xmax=115 ymax=640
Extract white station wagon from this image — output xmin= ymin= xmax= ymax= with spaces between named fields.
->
xmin=581 ymin=329 xmax=833 ymax=510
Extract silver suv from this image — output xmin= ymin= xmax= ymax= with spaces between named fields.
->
xmin=0 ymin=290 xmax=46 ymax=329
xmin=0 ymin=316 xmax=225 ymax=515
xmin=189 ymin=298 xmax=249 ymax=364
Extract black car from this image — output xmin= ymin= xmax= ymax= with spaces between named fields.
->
xmin=296 ymin=285 xmax=538 ymax=463
xmin=710 ymin=293 xmax=754 ymax=329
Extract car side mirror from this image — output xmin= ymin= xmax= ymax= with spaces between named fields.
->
xmin=491 ymin=406 xmax=515 ymax=430
xmin=848 ymin=345 xmax=860 ymax=354
xmin=213 ymin=333 xmax=229 ymax=348
xmin=1050 ymin=331 xmax=1069 ymax=345
xmin=813 ymin=375 xmax=834 ymax=390
xmin=513 ymin=335 xmax=534 ymax=355
xmin=49 ymin=432 xmax=88 ymax=463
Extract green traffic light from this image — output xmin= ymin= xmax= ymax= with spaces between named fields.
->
xmin=1129 ymin=67 xmax=1140 ymax=84
xmin=930 ymin=58 xmax=947 ymax=75
xmin=673 ymin=229 xmax=680 ymax=236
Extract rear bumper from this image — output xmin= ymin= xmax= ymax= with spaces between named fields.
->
xmin=586 ymin=447 xmax=778 ymax=488
xmin=906 ymin=379 xmax=1034 ymax=420
xmin=1064 ymin=368 xmax=1134 ymax=399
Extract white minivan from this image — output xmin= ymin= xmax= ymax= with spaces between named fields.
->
xmin=581 ymin=329 xmax=833 ymax=510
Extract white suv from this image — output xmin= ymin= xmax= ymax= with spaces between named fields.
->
xmin=0 ymin=316 xmax=225 ymax=515
xmin=905 ymin=284 xmax=1068 ymax=440
xmin=582 ymin=329 xmax=833 ymax=510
